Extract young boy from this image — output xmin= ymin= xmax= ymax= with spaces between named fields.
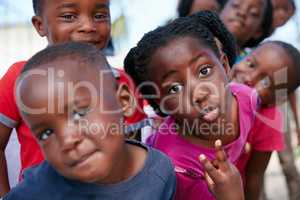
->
xmin=3 ymin=42 xmax=176 ymax=200
xmin=0 ymin=0 xmax=146 ymax=195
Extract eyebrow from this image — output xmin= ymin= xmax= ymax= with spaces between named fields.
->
xmin=56 ymin=2 xmax=109 ymax=10
xmin=95 ymin=3 xmax=110 ymax=9
xmin=161 ymin=70 xmax=178 ymax=82
xmin=57 ymin=3 xmax=78 ymax=10
xmin=189 ymin=53 xmax=205 ymax=66
xmin=30 ymin=121 xmax=45 ymax=133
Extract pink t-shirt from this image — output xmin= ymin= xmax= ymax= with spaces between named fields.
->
xmin=236 ymin=106 xmax=284 ymax=181
xmin=146 ymin=83 xmax=259 ymax=200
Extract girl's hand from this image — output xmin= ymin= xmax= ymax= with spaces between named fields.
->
xmin=199 ymin=140 xmax=244 ymax=200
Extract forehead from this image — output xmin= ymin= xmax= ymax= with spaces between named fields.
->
xmin=43 ymin=0 xmax=110 ymax=11
xmin=231 ymin=0 xmax=265 ymax=8
xmin=148 ymin=37 xmax=218 ymax=75
xmin=272 ymin=0 xmax=289 ymax=7
xmin=191 ymin=0 xmax=220 ymax=10
xmin=253 ymin=43 xmax=289 ymax=70
xmin=17 ymin=58 xmax=113 ymax=109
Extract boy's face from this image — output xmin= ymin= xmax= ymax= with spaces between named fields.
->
xmin=189 ymin=0 xmax=221 ymax=14
xmin=232 ymin=43 xmax=291 ymax=106
xmin=147 ymin=36 xmax=232 ymax=136
xmin=220 ymin=0 xmax=265 ymax=47
xmin=17 ymin=58 xmax=130 ymax=183
xmin=32 ymin=0 xmax=111 ymax=49
xmin=272 ymin=0 xmax=294 ymax=29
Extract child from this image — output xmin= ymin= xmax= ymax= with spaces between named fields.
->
xmin=3 ymin=42 xmax=176 ymax=200
xmin=220 ymin=0 xmax=273 ymax=50
xmin=271 ymin=0 xmax=295 ymax=31
xmin=232 ymin=41 xmax=300 ymax=199
xmin=177 ymin=0 xmax=227 ymax=16
xmin=124 ymin=11 xmax=256 ymax=200
xmin=0 ymin=0 xmax=146 ymax=195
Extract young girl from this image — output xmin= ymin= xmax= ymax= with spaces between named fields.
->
xmin=124 ymin=11 xmax=257 ymax=200
xmin=220 ymin=0 xmax=273 ymax=52
xmin=232 ymin=41 xmax=300 ymax=199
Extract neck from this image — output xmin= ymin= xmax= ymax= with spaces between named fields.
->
xmin=96 ymin=141 xmax=146 ymax=185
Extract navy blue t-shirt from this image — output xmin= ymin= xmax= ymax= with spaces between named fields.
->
xmin=4 ymin=141 xmax=176 ymax=200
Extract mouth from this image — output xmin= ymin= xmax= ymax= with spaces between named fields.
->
xmin=69 ymin=150 xmax=98 ymax=167
xmin=199 ymin=106 xmax=220 ymax=122
xmin=76 ymin=40 xmax=101 ymax=46
xmin=228 ymin=18 xmax=245 ymax=28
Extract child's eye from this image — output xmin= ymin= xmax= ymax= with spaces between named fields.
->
xmin=60 ymin=14 xmax=77 ymax=22
xmin=198 ymin=65 xmax=212 ymax=78
xmin=250 ymin=10 xmax=259 ymax=18
xmin=246 ymin=60 xmax=255 ymax=68
xmin=73 ymin=108 xmax=90 ymax=121
xmin=38 ymin=129 xmax=54 ymax=141
xmin=231 ymin=1 xmax=240 ymax=8
xmin=168 ymin=83 xmax=183 ymax=94
xmin=94 ymin=13 xmax=109 ymax=21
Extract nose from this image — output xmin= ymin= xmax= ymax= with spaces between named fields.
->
xmin=192 ymin=86 xmax=209 ymax=107
xmin=236 ymin=5 xmax=247 ymax=19
xmin=78 ymin=17 xmax=97 ymax=33
xmin=59 ymin=123 xmax=84 ymax=152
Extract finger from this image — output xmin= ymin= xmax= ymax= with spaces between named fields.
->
xmin=199 ymin=154 xmax=221 ymax=181
xmin=244 ymin=142 xmax=251 ymax=154
xmin=214 ymin=140 xmax=230 ymax=171
xmin=205 ymin=172 xmax=216 ymax=194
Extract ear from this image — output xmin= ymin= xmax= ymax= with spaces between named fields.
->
xmin=32 ymin=16 xmax=47 ymax=37
xmin=116 ymin=83 xmax=137 ymax=118
xmin=214 ymin=37 xmax=231 ymax=76
xmin=221 ymin=53 xmax=231 ymax=77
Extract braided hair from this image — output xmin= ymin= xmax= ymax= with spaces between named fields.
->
xmin=124 ymin=11 xmax=236 ymax=115
xmin=178 ymin=0 xmax=228 ymax=17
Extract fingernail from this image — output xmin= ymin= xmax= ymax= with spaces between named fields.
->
xmin=199 ymin=154 xmax=206 ymax=161
xmin=215 ymin=139 xmax=222 ymax=147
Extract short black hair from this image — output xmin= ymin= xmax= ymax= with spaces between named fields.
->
xmin=243 ymin=0 xmax=273 ymax=48
xmin=289 ymin=0 xmax=296 ymax=12
xmin=124 ymin=11 xmax=236 ymax=115
xmin=177 ymin=0 xmax=228 ymax=17
xmin=267 ymin=41 xmax=300 ymax=92
xmin=33 ymin=0 xmax=44 ymax=15
xmin=22 ymin=42 xmax=110 ymax=75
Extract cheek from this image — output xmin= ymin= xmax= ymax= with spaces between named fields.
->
xmin=97 ymin=23 xmax=111 ymax=47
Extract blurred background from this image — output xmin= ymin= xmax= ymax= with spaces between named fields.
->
xmin=0 ymin=0 xmax=299 ymax=199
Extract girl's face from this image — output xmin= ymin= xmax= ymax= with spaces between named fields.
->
xmin=232 ymin=43 xmax=291 ymax=106
xmin=147 ymin=36 xmax=231 ymax=136
xmin=272 ymin=0 xmax=294 ymax=29
xmin=220 ymin=0 xmax=265 ymax=47
xmin=189 ymin=0 xmax=221 ymax=14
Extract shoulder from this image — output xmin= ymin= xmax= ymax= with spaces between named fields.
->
xmin=229 ymin=82 xmax=259 ymax=112
xmin=1 ymin=61 xmax=26 ymax=81
xmin=147 ymin=145 xmax=175 ymax=183
xmin=4 ymin=162 xmax=65 ymax=200
xmin=229 ymin=82 xmax=258 ymax=100
xmin=127 ymin=140 xmax=175 ymax=183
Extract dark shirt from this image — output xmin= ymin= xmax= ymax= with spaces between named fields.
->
xmin=4 ymin=141 xmax=176 ymax=200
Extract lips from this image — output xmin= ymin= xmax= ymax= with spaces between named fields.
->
xmin=69 ymin=150 xmax=97 ymax=167
xmin=228 ymin=18 xmax=245 ymax=29
xmin=199 ymin=106 xmax=220 ymax=122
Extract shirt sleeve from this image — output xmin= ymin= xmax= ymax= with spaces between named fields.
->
xmin=0 ymin=61 xmax=25 ymax=128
